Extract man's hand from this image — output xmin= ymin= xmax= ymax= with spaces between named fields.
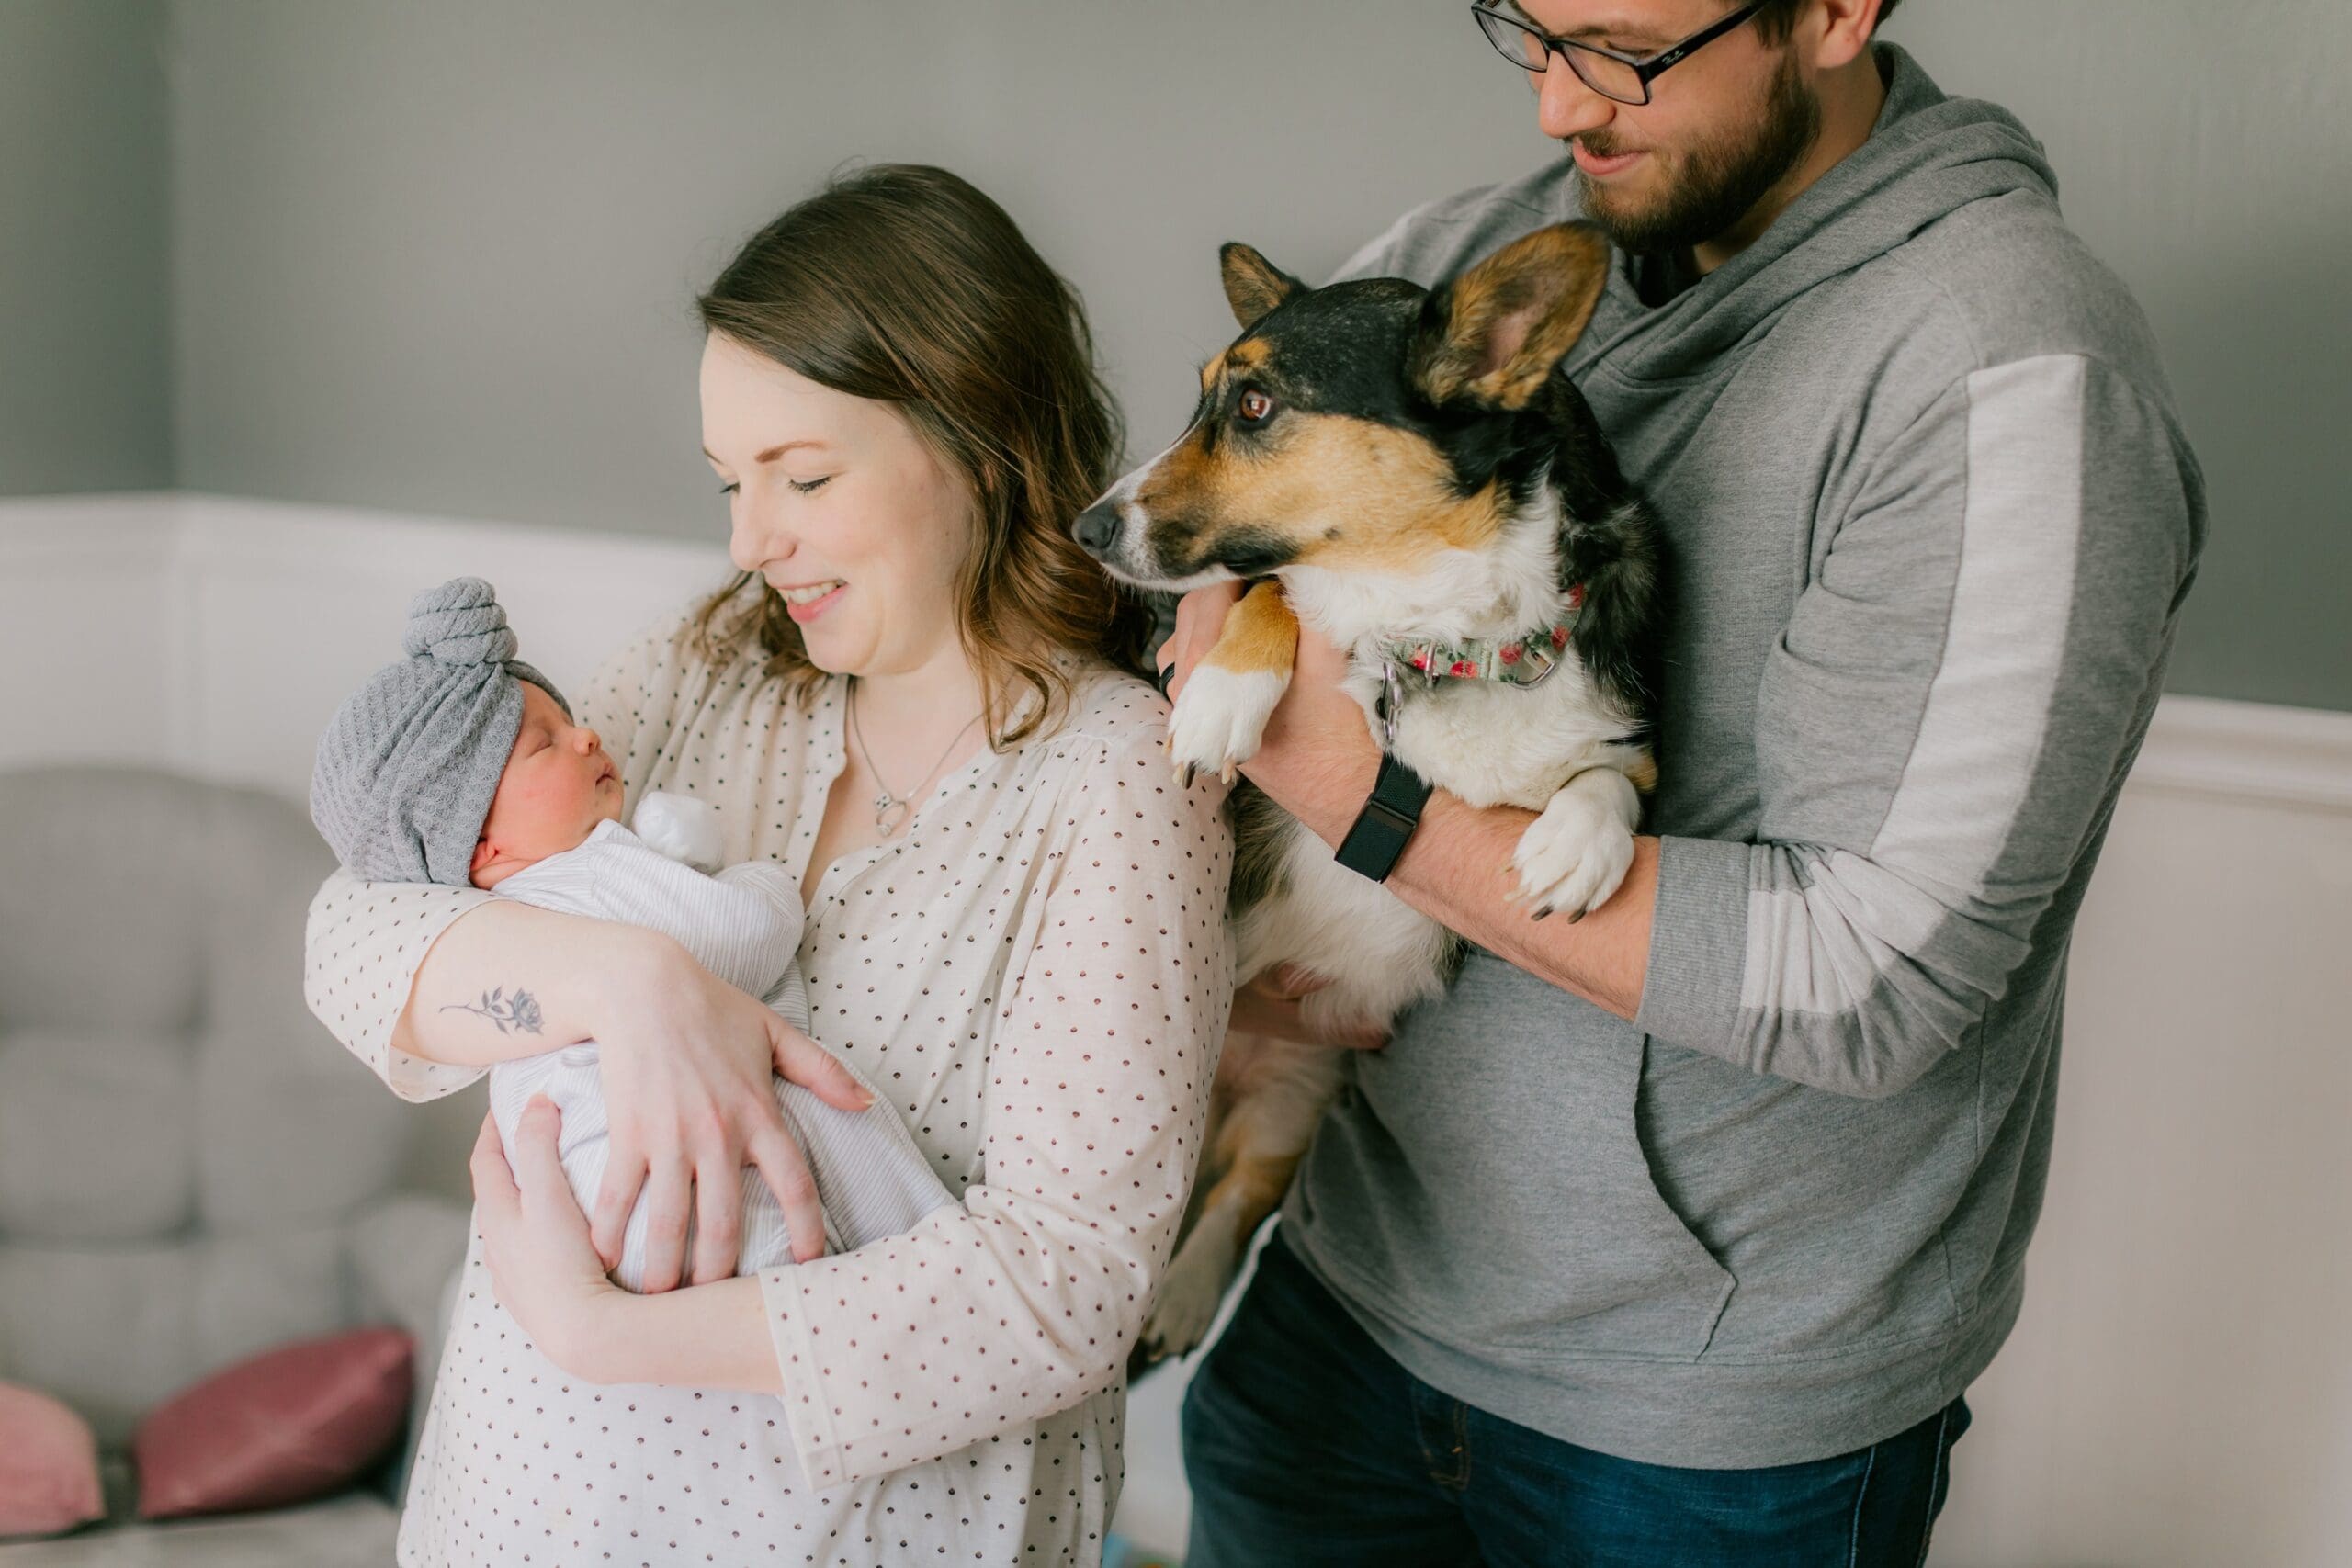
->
xmin=1159 ymin=583 xmax=1381 ymax=844
xmin=1229 ymin=963 xmax=1389 ymax=1052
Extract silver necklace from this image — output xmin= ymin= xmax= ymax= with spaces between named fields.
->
xmin=846 ymin=677 xmax=984 ymax=837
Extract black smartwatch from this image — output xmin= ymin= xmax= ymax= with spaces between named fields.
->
xmin=1333 ymin=753 xmax=1433 ymax=883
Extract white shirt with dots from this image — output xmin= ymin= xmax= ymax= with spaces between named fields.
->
xmin=304 ymin=609 xmax=1235 ymax=1567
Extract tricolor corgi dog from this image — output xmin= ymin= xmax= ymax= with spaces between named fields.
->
xmin=1072 ymin=221 xmax=1665 ymax=1363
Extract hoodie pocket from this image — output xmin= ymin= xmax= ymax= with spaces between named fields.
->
xmin=1490 ymin=1029 xmax=1737 ymax=1361
xmin=1328 ymin=955 xmax=1737 ymax=1362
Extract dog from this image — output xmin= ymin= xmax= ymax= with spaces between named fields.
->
xmin=1071 ymin=221 xmax=1665 ymax=1364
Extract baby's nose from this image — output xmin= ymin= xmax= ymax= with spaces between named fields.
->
xmin=577 ymin=726 xmax=603 ymax=753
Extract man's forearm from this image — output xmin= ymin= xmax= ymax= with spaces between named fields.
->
xmin=1386 ymin=795 xmax=1657 ymax=1020
xmin=394 ymin=899 xmax=652 ymax=1067
xmin=1283 ymin=758 xmax=1657 ymax=1020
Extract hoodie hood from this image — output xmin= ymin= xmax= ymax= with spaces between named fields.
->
xmin=1566 ymin=44 xmax=2058 ymax=385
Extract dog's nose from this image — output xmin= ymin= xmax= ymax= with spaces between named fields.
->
xmin=1071 ymin=502 xmax=1120 ymax=556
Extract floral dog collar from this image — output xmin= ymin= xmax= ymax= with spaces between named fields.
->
xmin=1376 ymin=583 xmax=1584 ymax=688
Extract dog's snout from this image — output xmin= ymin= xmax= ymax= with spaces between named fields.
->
xmin=1071 ymin=502 xmax=1121 ymax=556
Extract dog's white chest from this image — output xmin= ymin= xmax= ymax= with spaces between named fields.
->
xmin=1357 ymin=654 xmax=1632 ymax=813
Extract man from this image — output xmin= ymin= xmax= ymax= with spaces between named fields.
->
xmin=1159 ymin=1 xmax=2204 ymax=1562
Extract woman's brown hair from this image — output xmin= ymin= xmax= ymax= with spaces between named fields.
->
xmin=689 ymin=164 xmax=1152 ymax=748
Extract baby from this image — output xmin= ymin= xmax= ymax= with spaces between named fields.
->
xmin=311 ymin=576 xmax=950 ymax=1289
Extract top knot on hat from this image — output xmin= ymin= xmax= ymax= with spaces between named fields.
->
xmin=310 ymin=576 xmax=573 ymax=887
xmin=403 ymin=576 xmax=519 ymax=666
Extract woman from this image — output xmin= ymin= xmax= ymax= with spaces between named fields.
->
xmin=304 ymin=164 xmax=1235 ymax=1564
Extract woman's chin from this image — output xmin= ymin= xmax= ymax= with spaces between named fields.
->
xmin=797 ymin=631 xmax=868 ymax=679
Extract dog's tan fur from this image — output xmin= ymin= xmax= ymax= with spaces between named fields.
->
xmin=1133 ymin=413 xmax=1514 ymax=581
xmin=1200 ymin=579 xmax=1298 ymax=676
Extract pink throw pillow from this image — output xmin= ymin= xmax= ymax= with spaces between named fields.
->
xmin=0 ymin=1382 xmax=105 ymax=1539
xmin=131 ymin=1326 xmax=413 ymax=1521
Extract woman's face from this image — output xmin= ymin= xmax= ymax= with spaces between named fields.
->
xmin=700 ymin=332 xmax=976 ymax=680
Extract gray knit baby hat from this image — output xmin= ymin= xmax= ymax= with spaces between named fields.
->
xmin=310 ymin=576 xmax=572 ymax=886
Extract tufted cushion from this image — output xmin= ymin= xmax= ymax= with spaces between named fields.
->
xmin=131 ymin=1326 xmax=413 ymax=1521
xmin=0 ymin=768 xmax=413 ymax=1441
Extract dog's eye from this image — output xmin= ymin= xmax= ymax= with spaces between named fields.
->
xmin=1237 ymin=388 xmax=1275 ymax=424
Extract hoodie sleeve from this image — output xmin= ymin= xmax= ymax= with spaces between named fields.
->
xmin=1634 ymin=354 xmax=2201 ymax=1098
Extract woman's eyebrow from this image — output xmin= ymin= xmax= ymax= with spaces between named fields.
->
xmin=701 ymin=439 xmax=832 ymax=465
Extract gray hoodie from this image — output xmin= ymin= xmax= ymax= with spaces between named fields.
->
xmin=1278 ymin=43 xmax=2204 ymax=1468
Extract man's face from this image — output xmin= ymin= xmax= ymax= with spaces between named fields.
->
xmin=1506 ymin=1 xmax=1822 ymax=254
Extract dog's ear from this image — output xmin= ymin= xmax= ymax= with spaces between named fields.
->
xmin=1410 ymin=222 xmax=1611 ymax=409
xmin=1220 ymin=243 xmax=1303 ymax=331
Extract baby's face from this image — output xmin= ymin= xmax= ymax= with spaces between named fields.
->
xmin=469 ymin=682 xmax=624 ymax=888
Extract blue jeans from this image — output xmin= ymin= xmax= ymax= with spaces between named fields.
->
xmin=1182 ymin=1231 xmax=1970 ymax=1568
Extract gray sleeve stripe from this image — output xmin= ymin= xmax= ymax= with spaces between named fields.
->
xmin=1866 ymin=355 xmax=2086 ymax=889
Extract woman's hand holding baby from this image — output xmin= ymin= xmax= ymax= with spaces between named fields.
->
xmin=472 ymin=1099 xmax=616 ymax=1376
xmin=476 ymin=1097 xmax=787 ymax=1395
xmin=587 ymin=932 xmax=875 ymax=1286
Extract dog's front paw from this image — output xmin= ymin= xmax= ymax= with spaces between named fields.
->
xmin=1511 ymin=771 xmax=1639 ymax=920
xmin=1137 ymin=1233 xmax=1235 ymax=1363
xmin=1165 ymin=664 xmax=1286 ymax=787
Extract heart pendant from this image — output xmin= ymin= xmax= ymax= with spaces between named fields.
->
xmin=876 ymin=798 xmax=910 ymax=836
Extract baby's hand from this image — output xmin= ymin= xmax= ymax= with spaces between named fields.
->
xmin=632 ymin=791 xmax=725 ymax=871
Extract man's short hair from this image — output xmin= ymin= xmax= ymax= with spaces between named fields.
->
xmin=1753 ymin=0 xmax=1904 ymax=43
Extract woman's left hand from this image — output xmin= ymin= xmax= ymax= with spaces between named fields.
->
xmin=471 ymin=1099 xmax=619 ymax=1380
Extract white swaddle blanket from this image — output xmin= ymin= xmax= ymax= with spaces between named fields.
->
xmin=485 ymin=793 xmax=952 ymax=1288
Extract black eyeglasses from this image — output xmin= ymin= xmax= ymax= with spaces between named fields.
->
xmin=1472 ymin=1 xmax=1764 ymax=106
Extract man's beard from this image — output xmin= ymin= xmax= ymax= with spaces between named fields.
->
xmin=1573 ymin=49 xmax=1822 ymax=256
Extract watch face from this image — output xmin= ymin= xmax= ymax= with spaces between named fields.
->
xmin=1337 ymin=754 xmax=1430 ymax=882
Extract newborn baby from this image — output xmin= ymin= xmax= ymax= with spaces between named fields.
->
xmin=311 ymin=576 xmax=950 ymax=1289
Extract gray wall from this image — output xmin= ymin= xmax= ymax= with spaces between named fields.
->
xmin=163 ymin=1 xmax=1549 ymax=531
xmin=0 ymin=0 xmax=172 ymax=492
xmin=1894 ymin=0 xmax=2352 ymax=715
xmin=9 ymin=1 xmax=2349 ymax=710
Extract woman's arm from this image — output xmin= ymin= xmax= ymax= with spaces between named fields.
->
xmin=480 ymin=725 xmax=1236 ymax=1487
xmin=303 ymin=604 xmax=871 ymax=1281
xmin=469 ymin=1100 xmax=782 ymax=1391
xmin=303 ymin=610 xmax=686 ymax=1100
xmin=388 ymin=895 xmax=655 ymax=1066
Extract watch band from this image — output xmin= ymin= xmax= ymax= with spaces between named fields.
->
xmin=1333 ymin=753 xmax=1434 ymax=883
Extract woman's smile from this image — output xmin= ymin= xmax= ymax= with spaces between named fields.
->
xmin=780 ymin=578 xmax=846 ymax=621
